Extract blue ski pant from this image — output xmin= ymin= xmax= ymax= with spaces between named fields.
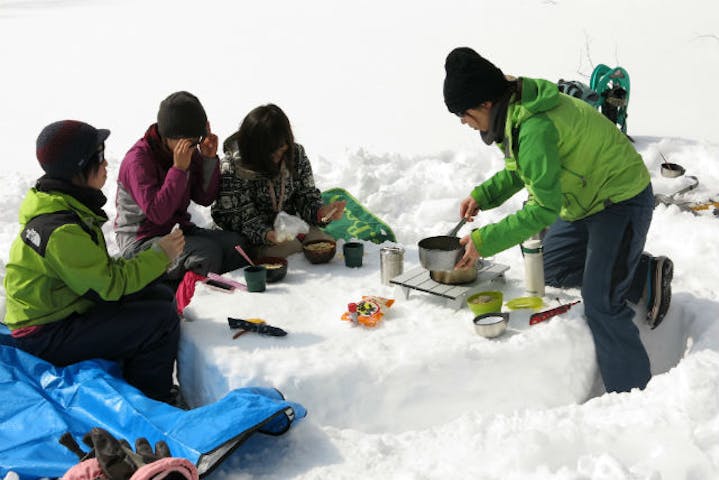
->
xmin=542 ymin=185 xmax=654 ymax=393
xmin=14 ymin=282 xmax=180 ymax=402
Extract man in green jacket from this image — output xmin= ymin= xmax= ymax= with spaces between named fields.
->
xmin=443 ymin=47 xmax=673 ymax=393
xmin=4 ymin=120 xmax=185 ymax=403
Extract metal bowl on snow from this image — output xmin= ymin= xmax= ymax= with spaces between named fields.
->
xmin=418 ymin=236 xmax=464 ymax=271
xmin=473 ymin=312 xmax=509 ymax=338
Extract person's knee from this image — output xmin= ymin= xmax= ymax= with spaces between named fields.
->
xmin=161 ymin=305 xmax=181 ymax=336
xmin=544 ymin=262 xmax=563 ymax=287
xmin=544 ymin=264 xmax=582 ymax=288
xmin=142 ymin=302 xmax=181 ymax=340
xmin=182 ymin=243 xmax=223 ymax=275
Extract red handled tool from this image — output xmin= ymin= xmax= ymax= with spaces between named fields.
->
xmin=529 ymin=300 xmax=581 ymax=326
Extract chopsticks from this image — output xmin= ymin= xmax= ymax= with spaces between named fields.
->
xmin=320 ymin=206 xmax=338 ymax=223
xmin=234 ymin=244 xmax=255 ymax=266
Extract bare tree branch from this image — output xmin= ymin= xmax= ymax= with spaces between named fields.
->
xmin=575 ymin=30 xmax=594 ymax=80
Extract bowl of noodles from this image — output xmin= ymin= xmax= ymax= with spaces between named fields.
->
xmin=302 ymin=239 xmax=337 ymax=264
xmin=256 ymin=256 xmax=288 ymax=283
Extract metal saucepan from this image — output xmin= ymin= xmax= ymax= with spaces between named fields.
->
xmin=660 ymin=162 xmax=685 ymax=178
xmin=658 ymin=152 xmax=686 ymax=178
xmin=419 ymin=218 xmax=477 ymax=284
xmin=418 ymin=235 xmax=464 ymax=271
xmin=429 ymin=260 xmax=482 ymax=285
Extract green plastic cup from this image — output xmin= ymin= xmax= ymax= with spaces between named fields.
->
xmin=343 ymin=242 xmax=364 ymax=268
xmin=243 ymin=265 xmax=267 ymax=292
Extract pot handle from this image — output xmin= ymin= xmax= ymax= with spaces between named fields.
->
xmin=446 ymin=218 xmax=467 ymax=237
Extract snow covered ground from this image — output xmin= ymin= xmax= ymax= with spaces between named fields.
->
xmin=2 ymin=1 xmax=719 ymax=478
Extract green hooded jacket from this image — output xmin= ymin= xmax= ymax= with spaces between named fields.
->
xmin=470 ymin=77 xmax=650 ymax=257
xmin=3 ymin=188 xmax=170 ymax=331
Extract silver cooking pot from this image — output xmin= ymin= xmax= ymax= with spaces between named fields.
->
xmin=419 ymin=219 xmax=476 ymax=284
xmin=418 ymin=235 xmax=479 ymax=285
xmin=429 ymin=265 xmax=477 ymax=284
xmin=429 ymin=260 xmax=481 ymax=285
xmin=418 ymin=235 xmax=463 ymax=271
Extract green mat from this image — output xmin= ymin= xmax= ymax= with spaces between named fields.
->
xmin=321 ymin=188 xmax=396 ymax=244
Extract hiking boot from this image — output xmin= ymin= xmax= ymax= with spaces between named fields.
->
xmin=169 ymin=384 xmax=190 ymax=410
xmin=646 ymin=256 xmax=673 ymax=329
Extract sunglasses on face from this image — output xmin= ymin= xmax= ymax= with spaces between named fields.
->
xmin=189 ymin=136 xmax=204 ymax=147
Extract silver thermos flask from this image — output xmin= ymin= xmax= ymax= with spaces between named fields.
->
xmin=380 ymin=246 xmax=404 ymax=285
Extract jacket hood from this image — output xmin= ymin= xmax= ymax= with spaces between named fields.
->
xmin=511 ymin=77 xmax=561 ymax=124
xmin=18 ymin=188 xmax=103 ymax=225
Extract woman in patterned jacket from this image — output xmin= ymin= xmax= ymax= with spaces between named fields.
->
xmin=211 ymin=104 xmax=345 ymax=258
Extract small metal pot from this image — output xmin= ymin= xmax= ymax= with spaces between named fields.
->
xmin=429 ymin=260 xmax=482 ymax=285
xmin=430 ymin=267 xmax=477 ymax=285
xmin=418 ymin=236 xmax=463 ymax=271
xmin=660 ymin=162 xmax=685 ymax=178
xmin=473 ymin=312 xmax=509 ymax=338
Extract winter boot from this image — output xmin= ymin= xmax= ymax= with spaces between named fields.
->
xmin=645 ymin=256 xmax=673 ymax=329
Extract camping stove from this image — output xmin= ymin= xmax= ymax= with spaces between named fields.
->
xmin=390 ymin=260 xmax=509 ymax=310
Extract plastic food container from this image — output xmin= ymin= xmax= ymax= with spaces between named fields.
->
xmin=466 ymin=290 xmax=503 ymax=315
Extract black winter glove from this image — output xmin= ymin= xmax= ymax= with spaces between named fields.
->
xmin=83 ymin=428 xmax=171 ymax=480
xmin=60 ymin=428 xmax=198 ymax=480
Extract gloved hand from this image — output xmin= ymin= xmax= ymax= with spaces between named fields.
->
xmin=84 ymin=427 xmax=170 ymax=479
xmin=60 ymin=428 xmax=198 ymax=480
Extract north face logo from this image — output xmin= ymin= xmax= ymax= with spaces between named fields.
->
xmin=24 ymin=228 xmax=41 ymax=248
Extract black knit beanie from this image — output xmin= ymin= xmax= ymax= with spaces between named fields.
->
xmin=157 ymin=91 xmax=208 ymax=139
xmin=36 ymin=120 xmax=110 ymax=180
xmin=443 ymin=47 xmax=511 ymax=115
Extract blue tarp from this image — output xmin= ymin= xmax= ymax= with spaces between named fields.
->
xmin=0 ymin=341 xmax=306 ymax=478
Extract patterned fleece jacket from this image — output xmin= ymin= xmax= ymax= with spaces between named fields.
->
xmin=211 ymin=143 xmax=324 ymax=246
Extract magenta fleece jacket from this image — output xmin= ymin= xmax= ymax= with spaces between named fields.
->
xmin=114 ymin=130 xmax=220 ymax=255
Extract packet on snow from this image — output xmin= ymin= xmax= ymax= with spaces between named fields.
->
xmin=341 ymin=296 xmax=395 ymax=327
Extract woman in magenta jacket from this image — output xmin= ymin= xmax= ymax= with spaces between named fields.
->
xmin=114 ymin=91 xmax=248 ymax=282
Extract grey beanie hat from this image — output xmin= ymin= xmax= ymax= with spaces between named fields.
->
xmin=157 ymin=91 xmax=208 ymax=139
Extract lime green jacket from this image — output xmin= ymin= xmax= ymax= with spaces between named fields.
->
xmin=470 ymin=77 xmax=650 ymax=257
xmin=3 ymin=188 xmax=170 ymax=331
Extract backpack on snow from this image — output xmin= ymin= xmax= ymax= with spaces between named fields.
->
xmin=557 ymin=64 xmax=631 ymax=135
